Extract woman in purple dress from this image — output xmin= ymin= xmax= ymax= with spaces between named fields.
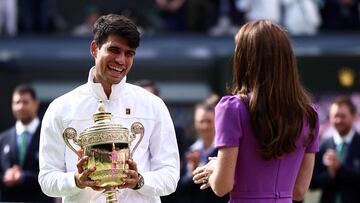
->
xmin=192 ymin=19 xmax=319 ymax=203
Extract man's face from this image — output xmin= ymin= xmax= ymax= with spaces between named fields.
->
xmin=91 ymin=35 xmax=136 ymax=87
xmin=329 ymin=103 xmax=355 ymax=136
xmin=12 ymin=92 xmax=39 ymax=125
xmin=194 ymin=108 xmax=215 ymax=140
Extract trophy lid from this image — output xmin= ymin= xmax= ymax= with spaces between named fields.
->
xmin=79 ymin=101 xmax=131 ymax=147
xmin=93 ymin=100 xmax=112 ymax=124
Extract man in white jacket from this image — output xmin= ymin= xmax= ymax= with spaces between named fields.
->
xmin=38 ymin=13 xmax=180 ymax=203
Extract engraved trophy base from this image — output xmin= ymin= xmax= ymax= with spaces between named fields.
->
xmin=91 ymin=187 xmax=120 ymax=203
xmin=105 ymin=187 xmax=118 ymax=203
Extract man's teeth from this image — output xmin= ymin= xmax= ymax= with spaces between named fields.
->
xmin=109 ymin=66 xmax=125 ymax=72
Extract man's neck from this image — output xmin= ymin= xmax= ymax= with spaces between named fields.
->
xmin=93 ymin=76 xmax=111 ymax=98
xmin=203 ymin=137 xmax=214 ymax=151
xmin=102 ymin=84 xmax=111 ymax=98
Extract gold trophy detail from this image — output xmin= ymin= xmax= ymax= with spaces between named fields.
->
xmin=62 ymin=101 xmax=144 ymax=203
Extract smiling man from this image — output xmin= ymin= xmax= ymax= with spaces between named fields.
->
xmin=38 ymin=14 xmax=180 ymax=203
xmin=311 ymin=96 xmax=360 ymax=203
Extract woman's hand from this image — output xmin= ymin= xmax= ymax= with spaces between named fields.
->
xmin=192 ymin=157 xmax=217 ymax=190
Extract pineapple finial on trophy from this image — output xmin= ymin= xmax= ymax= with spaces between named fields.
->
xmin=93 ymin=100 xmax=112 ymax=124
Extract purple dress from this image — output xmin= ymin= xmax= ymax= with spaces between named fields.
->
xmin=215 ymin=96 xmax=319 ymax=203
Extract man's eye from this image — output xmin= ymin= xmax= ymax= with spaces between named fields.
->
xmin=126 ymin=53 xmax=134 ymax=57
xmin=109 ymin=48 xmax=119 ymax=53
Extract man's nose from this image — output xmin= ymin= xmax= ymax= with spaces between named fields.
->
xmin=115 ymin=53 xmax=125 ymax=64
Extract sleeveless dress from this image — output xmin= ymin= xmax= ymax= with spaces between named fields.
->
xmin=215 ymin=96 xmax=319 ymax=203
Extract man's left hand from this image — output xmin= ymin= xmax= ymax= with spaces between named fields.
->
xmin=119 ymin=159 xmax=140 ymax=189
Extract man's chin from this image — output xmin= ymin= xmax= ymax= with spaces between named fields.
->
xmin=19 ymin=117 xmax=33 ymax=125
xmin=109 ymin=76 xmax=125 ymax=84
xmin=337 ymin=128 xmax=351 ymax=136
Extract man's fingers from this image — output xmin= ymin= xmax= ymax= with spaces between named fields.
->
xmin=127 ymin=159 xmax=138 ymax=171
xmin=122 ymin=169 xmax=138 ymax=185
xmin=80 ymin=167 xmax=96 ymax=180
xmin=76 ymin=156 xmax=89 ymax=173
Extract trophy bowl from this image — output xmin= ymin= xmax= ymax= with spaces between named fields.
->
xmin=62 ymin=101 xmax=144 ymax=202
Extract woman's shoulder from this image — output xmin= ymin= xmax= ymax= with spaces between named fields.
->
xmin=216 ymin=95 xmax=247 ymax=111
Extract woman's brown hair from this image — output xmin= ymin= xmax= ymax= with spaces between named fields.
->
xmin=230 ymin=20 xmax=317 ymax=160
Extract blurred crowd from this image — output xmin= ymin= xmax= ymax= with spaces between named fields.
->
xmin=1 ymin=0 xmax=360 ymax=37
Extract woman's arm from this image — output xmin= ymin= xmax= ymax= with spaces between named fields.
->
xmin=192 ymin=147 xmax=238 ymax=197
xmin=293 ymin=153 xmax=315 ymax=201
xmin=209 ymin=147 xmax=239 ymax=197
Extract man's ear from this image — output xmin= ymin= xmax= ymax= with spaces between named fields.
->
xmin=90 ymin=40 xmax=98 ymax=57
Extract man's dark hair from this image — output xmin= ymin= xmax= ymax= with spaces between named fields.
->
xmin=13 ymin=84 xmax=37 ymax=100
xmin=93 ymin=13 xmax=140 ymax=49
xmin=333 ymin=95 xmax=357 ymax=115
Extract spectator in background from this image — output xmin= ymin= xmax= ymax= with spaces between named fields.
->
xmin=73 ymin=5 xmax=100 ymax=37
xmin=0 ymin=0 xmax=17 ymax=36
xmin=236 ymin=0 xmax=282 ymax=24
xmin=187 ymin=0 xmax=216 ymax=32
xmin=155 ymin=0 xmax=187 ymax=32
xmin=320 ymin=0 xmax=360 ymax=30
xmin=134 ymin=79 xmax=160 ymax=96
xmin=176 ymin=94 xmax=229 ymax=203
xmin=310 ymin=96 xmax=360 ymax=203
xmin=0 ymin=84 xmax=54 ymax=202
xmin=208 ymin=0 xmax=243 ymax=36
xmin=18 ymin=0 xmax=54 ymax=33
xmin=282 ymin=0 xmax=321 ymax=35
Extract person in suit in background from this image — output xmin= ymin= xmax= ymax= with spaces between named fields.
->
xmin=310 ymin=95 xmax=360 ymax=203
xmin=0 ymin=84 xmax=54 ymax=202
xmin=176 ymin=95 xmax=229 ymax=203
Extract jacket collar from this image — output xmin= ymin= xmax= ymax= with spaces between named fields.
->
xmin=333 ymin=128 xmax=355 ymax=145
xmin=15 ymin=117 xmax=40 ymax=135
xmin=87 ymin=67 xmax=127 ymax=101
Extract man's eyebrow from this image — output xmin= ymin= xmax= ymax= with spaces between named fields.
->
xmin=108 ymin=45 xmax=135 ymax=53
xmin=108 ymin=45 xmax=120 ymax=49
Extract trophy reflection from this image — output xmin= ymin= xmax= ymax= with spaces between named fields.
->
xmin=62 ymin=101 xmax=144 ymax=203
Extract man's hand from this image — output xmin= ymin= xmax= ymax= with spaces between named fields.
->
xmin=3 ymin=165 xmax=23 ymax=186
xmin=74 ymin=156 xmax=99 ymax=189
xmin=186 ymin=150 xmax=201 ymax=173
xmin=323 ymin=149 xmax=341 ymax=178
xmin=119 ymin=159 xmax=140 ymax=190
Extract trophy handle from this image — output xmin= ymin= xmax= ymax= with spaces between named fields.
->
xmin=62 ymin=127 xmax=82 ymax=157
xmin=130 ymin=122 xmax=144 ymax=158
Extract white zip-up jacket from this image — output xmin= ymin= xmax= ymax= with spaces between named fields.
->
xmin=38 ymin=68 xmax=180 ymax=203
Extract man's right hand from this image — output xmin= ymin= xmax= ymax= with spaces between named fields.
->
xmin=74 ymin=156 xmax=100 ymax=189
xmin=3 ymin=165 xmax=22 ymax=186
xmin=323 ymin=149 xmax=341 ymax=178
xmin=186 ymin=150 xmax=201 ymax=172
